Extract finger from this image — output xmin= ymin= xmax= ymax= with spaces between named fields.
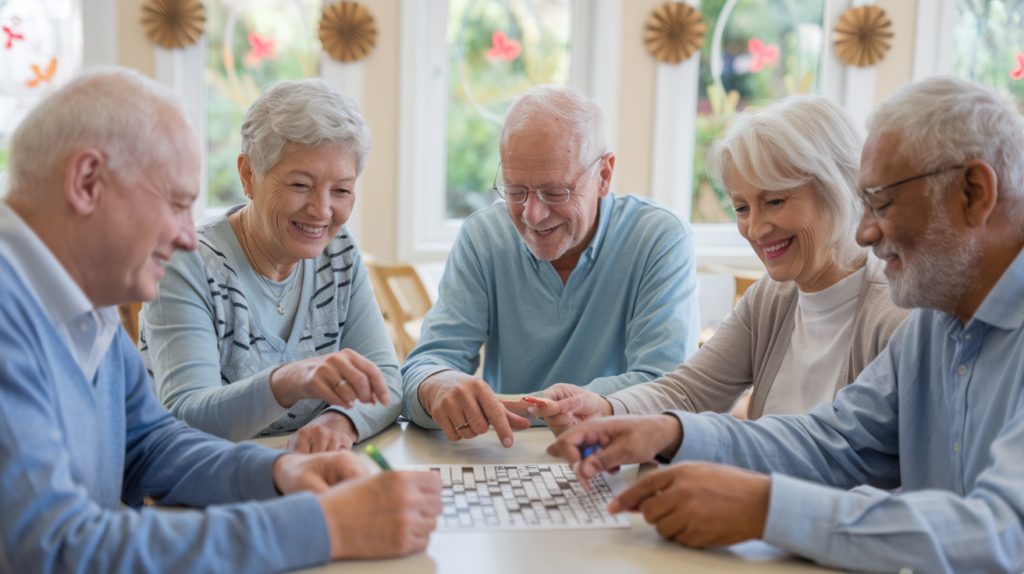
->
xmin=347 ymin=353 xmax=390 ymax=406
xmin=653 ymin=509 xmax=691 ymax=543
xmin=523 ymin=396 xmax=561 ymax=418
xmin=576 ymin=432 xmax=655 ymax=483
xmin=289 ymin=432 xmax=312 ymax=454
xmin=609 ymin=470 xmax=676 ymax=514
xmin=333 ymin=451 xmax=371 ymax=480
xmin=554 ymin=394 xmax=587 ymax=416
xmin=639 ymin=492 xmax=675 ymax=524
xmin=455 ymin=397 xmax=489 ymax=437
xmin=332 ymin=360 xmax=373 ymax=405
xmin=499 ymin=400 xmax=533 ymax=418
xmin=434 ymin=406 xmax=462 ymax=442
xmin=546 ymin=424 xmax=601 ymax=463
xmin=480 ymin=394 xmax=516 ymax=448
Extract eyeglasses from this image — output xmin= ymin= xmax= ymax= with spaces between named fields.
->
xmin=492 ymin=157 xmax=602 ymax=205
xmin=861 ymin=165 xmax=964 ymax=218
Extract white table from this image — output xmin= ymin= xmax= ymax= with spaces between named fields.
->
xmin=255 ymin=423 xmax=845 ymax=574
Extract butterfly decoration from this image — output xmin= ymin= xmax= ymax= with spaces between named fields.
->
xmin=26 ymin=58 xmax=57 ymax=88
xmin=486 ymin=31 xmax=521 ymax=63
xmin=3 ymin=25 xmax=24 ymax=50
xmin=748 ymin=38 xmax=779 ymax=73
xmin=244 ymin=32 xmax=276 ymax=67
xmin=1011 ymin=51 xmax=1024 ymax=81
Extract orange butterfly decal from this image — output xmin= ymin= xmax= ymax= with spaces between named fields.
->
xmin=1011 ymin=51 xmax=1024 ymax=81
xmin=748 ymin=38 xmax=779 ymax=73
xmin=26 ymin=58 xmax=57 ymax=88
xmin=487 ymin=31 xmax=521 ymax=62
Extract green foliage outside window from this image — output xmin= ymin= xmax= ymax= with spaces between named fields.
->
xmin=952 ymin=0 xmax=1024 ymax=109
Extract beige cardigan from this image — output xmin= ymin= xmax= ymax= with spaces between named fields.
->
xmin=607 ymin=255 xmax=911 ymax=420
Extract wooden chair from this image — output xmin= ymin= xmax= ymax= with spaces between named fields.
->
xmin=116 ymin=302 xmax=143 ymax=345
xmin=365 ymin=260 xmax=433 ymax=362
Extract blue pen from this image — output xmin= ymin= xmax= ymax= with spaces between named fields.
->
xmin=581 ymin=444 xmax=601 ymax=459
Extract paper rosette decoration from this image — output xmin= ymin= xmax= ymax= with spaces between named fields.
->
xmin=141 ymin=0 xmax=205 ymax=49
xmin=320 ymin=1 xmax=377 ymax=63
xmin=644 ymin=2 xmax=707 ymax=64
xmin=833 ymin=5 xmax=893 ymax=67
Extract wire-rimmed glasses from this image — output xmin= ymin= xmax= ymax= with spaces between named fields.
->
xmin=861 ymin=165 xmax=964 ymax=218
xmin=492 ymin=157 xmax=603 ymax=205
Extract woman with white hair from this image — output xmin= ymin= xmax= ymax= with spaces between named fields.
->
xmin=519 ymin=94 xmax=911 ymax=429
xmin=139 ymin=78 xmax=401 ymax=452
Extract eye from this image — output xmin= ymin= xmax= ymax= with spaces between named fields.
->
xmin=333 ymin=188 xmax=353 ymax=196
xmin=767 ymin=198 xmax=785 ymax=207
xmin=732 ymin=205 xmax=748 ymax=215
xmin=291 ymin=183 xmax=310 ymax=190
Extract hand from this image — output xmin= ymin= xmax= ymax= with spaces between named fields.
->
xmin=271 ymin=450 xmax=369 ymax=495
xmin=609 ymin=462 xmax=771 ymax=548
xmin=418 ymin=370 xmax=531 ymax=448
xmin=546 ymin=415 xmax=684 ymax=483
xmin=318 ymin=471 xmax=443 ymax=559
xmin=287 ymin=410 xmax=359 ymax=453
xmin=501 ymin=384 xmax=613 ymax=436
xmin=270 ymin=348 xmax=390 ymax=410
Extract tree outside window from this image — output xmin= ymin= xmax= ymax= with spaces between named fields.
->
xmin=952 ymin=0 xmax=1024 ymax=109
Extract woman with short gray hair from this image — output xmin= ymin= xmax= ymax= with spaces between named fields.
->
xmin=140 ymin=78 xmax=401 ymax=451
xmin=519 ymin=94 xmax=911 ymax=428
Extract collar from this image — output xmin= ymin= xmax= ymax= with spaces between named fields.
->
xmin=970 ymin=244 xmax=1024 ymax=331
xmin=0 ymin=200 xmax=95 ymax=328
xmin=519 ymin=193 xmax=616 ymax=263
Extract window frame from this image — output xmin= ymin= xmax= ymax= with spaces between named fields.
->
xmin=155 ymin=0 xmax=368 ymax=243
xmin=396 ymin=0 xmax=624 ymax=261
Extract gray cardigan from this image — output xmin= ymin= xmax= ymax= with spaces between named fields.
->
xmin=607 ymin=255 xmax=911 ymax=420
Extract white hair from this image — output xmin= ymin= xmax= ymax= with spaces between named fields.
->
xmin=7 ymin=66 xmax=192 ymax=191
xmin=706 ymin=94 xmax=866 ymax=270
xmin=867 ymin=75 xmax=1024 ymax=217
xmin=240 ymin=78 xmax=371 ymax=178
xmin=500 ymin=85 xmax=607 ymax=169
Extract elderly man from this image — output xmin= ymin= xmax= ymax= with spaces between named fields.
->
xmin=401 ymin=85 xmax=699 ymax=447
xmin=0 ymin=67 xmax=440 ymax=573
xmin=549 ymin=76 xmax=1024 ymax=574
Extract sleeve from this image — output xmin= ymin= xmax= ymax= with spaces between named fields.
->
xmin=319 ymin=247 xmax=403 ymax=440
xmin=605 ymin=287 xmax=755 ymax=414
xmin=400 ymin=223 xmax=491 ymax=428
xmin=142 ymin=249 xmax=287 ymax=441
xmin=0 ymin=319 xmax=330 ymax=573
xmin=580 ymin=221 xmax=700 ymax=395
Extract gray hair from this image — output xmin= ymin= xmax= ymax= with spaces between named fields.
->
xmin=7 ymin=66 xmax=192 ymax=191
xmin=706 ymin=94 xmax=865 ymax=270
xmin=240 ymin=78 xmax=371 ymax=179
xmin=867 ymin=75 xmax=1024 ymax=216
xmin=500 ymin=85 xmax=607 ymax=169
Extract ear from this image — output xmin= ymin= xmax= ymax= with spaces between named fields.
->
xmin=597 ymin=152 xmax=615 ymax=198
xmin=63 ymin=148 xmax=106 ymax=216
xmin=960 ymin=160 xmax=998 ymax=228
xmin=237 ymin=155 xmax=256 ymax=200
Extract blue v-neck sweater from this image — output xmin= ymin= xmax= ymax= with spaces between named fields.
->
xmin=0 ymin=256 xmax=331 ymax=573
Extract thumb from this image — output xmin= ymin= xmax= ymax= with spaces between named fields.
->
xmin=608 ymin=469 xmax=675 ymax=514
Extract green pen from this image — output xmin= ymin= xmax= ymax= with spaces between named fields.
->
xmin=364 ymin=444 xmax=392 ymax=471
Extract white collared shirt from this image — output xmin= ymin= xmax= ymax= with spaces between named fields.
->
xmin=0 ymin=200 xmax=119 ymax=382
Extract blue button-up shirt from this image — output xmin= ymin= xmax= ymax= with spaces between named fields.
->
xmin=671 ymin=246 xmax=1024 ymax=573
xmin=402 ymin=193 xmax=699 ymax=427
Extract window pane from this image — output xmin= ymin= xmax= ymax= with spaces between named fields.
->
xmin=691 ymin=0 xmax=824 ymax=223
xmin=0 ymin=0 xmax=82 ymax=173
xmin=951 ymin=0 xmax=1024 ymax=109
xmin=205 ymin=0 xmax=322 ymax=207
xmin=444 ymin=0 xmax=572 ymax=219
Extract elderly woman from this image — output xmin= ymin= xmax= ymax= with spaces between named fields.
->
xmin=519 ymin=94 xmax=911 ymax=430
xmin=139 ymin=78 xmax=400 ymax=452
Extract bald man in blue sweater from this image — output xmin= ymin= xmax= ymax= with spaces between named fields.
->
xmin=0 ymin=67 xmax=440 ymax=573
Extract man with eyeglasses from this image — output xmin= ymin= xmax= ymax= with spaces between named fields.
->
xmin=547 ymin=76 xmax=1024 ymax=573
xmin=401 ymin=85 xmax=699 ymax=447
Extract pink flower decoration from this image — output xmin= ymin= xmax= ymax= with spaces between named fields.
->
xmin=487 ymin=31 xmax=521 ymax=62
xmin=1011 ymin=51 xmax=1024 ymax=81
xmin=748 ymin=38 xmax=779 ymax=73
xmin=3 ymin=26 xmax=24 ymax=50
xmin=244 ymin=32 xmax=276 ymax=67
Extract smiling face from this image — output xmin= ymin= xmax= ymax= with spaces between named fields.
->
xmin=855 ymin=132 xmax=980 ymax=310
xmin=728 ymin=171 xmax=844 ymax=292
xmin=501 ymin=120 xmax=609 ymax=263
xmin=241 ymin=143 xmax=357 ymax=271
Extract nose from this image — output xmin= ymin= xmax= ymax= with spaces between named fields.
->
xmin=855 ymin=211 xmax=881 ymax=247
xmin=176 ymin=210 xmax=198 ymax=251
xmin=746 ymin=206 xmax=771 ymax=242
xmin=522 ymin=191 xmax=550 ymax=225
xmin=309 ymin=188 xmax=333 ymax=220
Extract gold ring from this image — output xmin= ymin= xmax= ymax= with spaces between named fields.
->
xmin=455 ymin=423 xmax=470 ymax=431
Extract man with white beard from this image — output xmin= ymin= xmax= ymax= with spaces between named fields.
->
xmin=547 ymin=75 xmax=1024 ymax=574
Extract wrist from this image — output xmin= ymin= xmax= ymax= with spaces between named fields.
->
xmin=600 ymin=397 xmax=614 ymax=417
xmin=320 ymin=409 xmax=360 ymax=442
xmin=271 ymin=453 xmax=299 ymax=495
xmin=269 ymin=365 xmax=297 ymax=408
xmin=656 ymin=414 xmax=684 ymax=461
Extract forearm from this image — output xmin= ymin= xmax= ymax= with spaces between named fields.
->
xmin=163 ymin=367 xmax=288 ymax=442
xmin=764 ymin=475 xmax=1024 ymax=574
xmin=400 ymin=366 xmax=453 ymax=429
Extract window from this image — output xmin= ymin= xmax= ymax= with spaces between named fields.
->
xmin=950 ymin=0 xmax=1024 ymax=108
xmin=0 ymin=0 xmax=82 ymax=172
xmin=204 ymin=0 xmax=323 ymax=208
xmin=690 ymin=0 xmax=826 ymax=224
xmin=398 ymin=0 xmax=621 ymax=260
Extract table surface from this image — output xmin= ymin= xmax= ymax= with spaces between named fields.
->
xmin=255 ymin=423 xmax=845 ymax=574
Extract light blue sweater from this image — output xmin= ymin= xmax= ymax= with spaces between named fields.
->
xmin=0 ymin=254 xmax=331 ymax=573
xmin=402 ymin=193 xmax=700 ymax=427
xmin=140 ymin=209 xmax=401 ymax=441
